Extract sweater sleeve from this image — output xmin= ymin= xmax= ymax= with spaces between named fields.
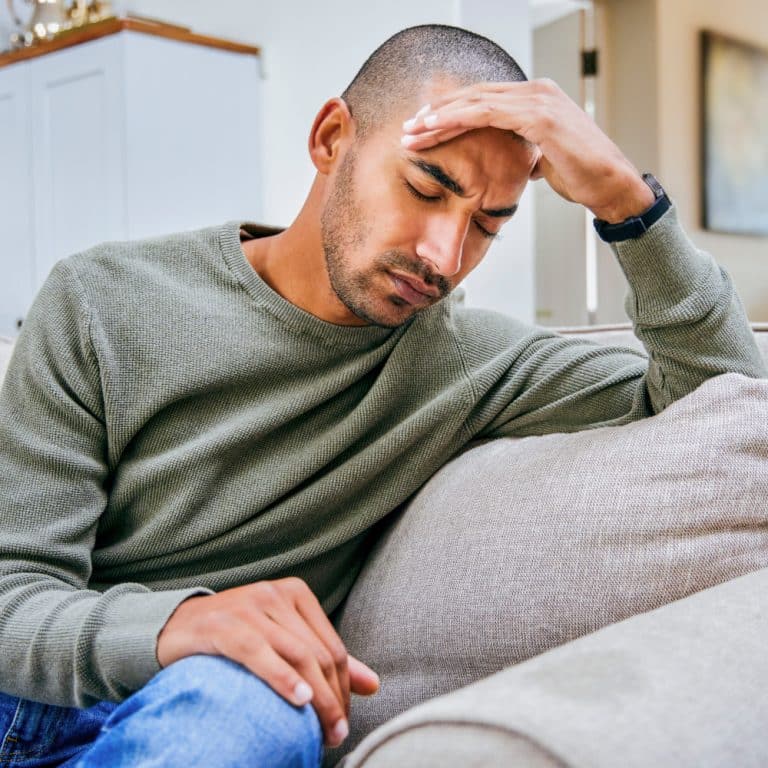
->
xmin=0 ymin=260 xmax=213 ymax=708
xmin=459 ymin=206 xmax=766 ymax=439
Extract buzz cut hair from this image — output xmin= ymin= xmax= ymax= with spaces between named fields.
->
xmin=341 ymin=24 xmax=528 ymax=141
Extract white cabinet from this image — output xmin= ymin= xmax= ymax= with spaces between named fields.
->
xmin=0 ymin=25 xmax=263 ymax=336
xmin=0 ymin=62 xmax=34 ymax=335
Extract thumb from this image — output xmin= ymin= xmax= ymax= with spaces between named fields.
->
xmin=348 ymin=654 xmax=380 ymax=696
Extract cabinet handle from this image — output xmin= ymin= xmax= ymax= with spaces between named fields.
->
xmin=15 ymin=318 xmax=23 ymax=330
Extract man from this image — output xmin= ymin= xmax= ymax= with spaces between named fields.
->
xmin=0 ymin=23 xmax=764 ymax=768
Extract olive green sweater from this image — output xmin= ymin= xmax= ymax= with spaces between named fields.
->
xmin=0 ymin=207 xmax=764 ymax=708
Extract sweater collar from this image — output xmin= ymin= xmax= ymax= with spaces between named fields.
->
xmin=219 ymin=220 xmax=407 ymax=349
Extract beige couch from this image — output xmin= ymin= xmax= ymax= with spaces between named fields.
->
xmin=329 ymin=324 xmax=768 ymax=767
xmin=2 ymin=327 xmax=767 ymax=768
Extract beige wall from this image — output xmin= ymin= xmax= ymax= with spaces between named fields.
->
xmin=656 ymin=0 xmax=768 ymax=321
xmin=596 ymin=0 xmax=768 ymax=323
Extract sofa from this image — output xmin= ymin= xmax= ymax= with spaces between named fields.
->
xmin=1 ymin=325 xmax=767 ymax=767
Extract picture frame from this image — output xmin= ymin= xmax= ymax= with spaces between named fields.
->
xmin=700 ymin=31 xmax=768 ymax=236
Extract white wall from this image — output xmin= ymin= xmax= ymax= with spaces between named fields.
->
xmin=1 ymin=0 xmax=536 ymax=322
xmin=532 ymin=10 xmax=589 ymax=326
xmin=123 ymin=0 xmax=535 ymax=322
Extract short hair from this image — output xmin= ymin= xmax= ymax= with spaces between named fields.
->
xmin=341 ymin=24 xmax=528 ymax=141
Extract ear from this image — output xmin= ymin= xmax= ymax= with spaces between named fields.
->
xmin=308 ymin=97 xmax=355 ymax=174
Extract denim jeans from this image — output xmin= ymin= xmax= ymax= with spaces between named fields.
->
xmin=0 ymin=655 xmax=323 ymax=767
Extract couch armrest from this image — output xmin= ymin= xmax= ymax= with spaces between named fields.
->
xmin=342 ymin=567 xmax=768 ymax=768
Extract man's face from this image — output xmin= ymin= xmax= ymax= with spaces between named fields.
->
xmin=320 ymin=83 xmax=538 ymax=328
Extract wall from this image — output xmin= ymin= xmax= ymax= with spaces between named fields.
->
xmin=656 ymin=0 xmax=768 ymax=321
xmin=533 ymin=11 xmax=590 ymax=326
xmin=1 ymin=0 xmax=537 ymax=323
xmin=594 ymin=0 xmax=659 ymax=324
xmin=595 ymin=0 xmax=767 ymax=323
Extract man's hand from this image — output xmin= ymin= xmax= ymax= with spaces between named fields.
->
xmin=156 ymin=577 xmax=380 ymax=748
xmin=401 ymin=79 xmax=655 ymax=223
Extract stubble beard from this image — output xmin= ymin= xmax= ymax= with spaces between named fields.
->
xmin=320 ymin=149 xmax=448 ymax=328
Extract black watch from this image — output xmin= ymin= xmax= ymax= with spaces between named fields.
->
xmin=593 ymin=173 xmax=671 ymax=243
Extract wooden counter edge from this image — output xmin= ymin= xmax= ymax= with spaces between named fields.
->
xmin=0 ymin=17 xmax=261 ymax=68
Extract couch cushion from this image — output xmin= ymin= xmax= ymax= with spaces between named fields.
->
xmin=343 ymin=566 xmax=768 ymax=767
xmin=328 ymin=372 xmax=768 ymax=764
xmin=0 ymin=337 xmax=14 ymax=388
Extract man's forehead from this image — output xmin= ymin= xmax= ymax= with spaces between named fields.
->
xmin=398 ymin=127 xmax=536 ymax=200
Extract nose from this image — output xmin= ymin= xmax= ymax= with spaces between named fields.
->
xmin=415 ymin=214 xmax=469 ymax=278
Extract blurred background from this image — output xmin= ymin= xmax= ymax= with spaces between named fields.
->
xmin=1 ymin=0 xmax=766 ymax=338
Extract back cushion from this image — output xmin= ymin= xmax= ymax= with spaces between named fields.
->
xmin=328 ymin=372 xmax=768 ymax=764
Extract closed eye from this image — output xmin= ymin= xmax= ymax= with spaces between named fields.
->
xmin=404 ymin=180 xmax=441 ymax=202
xmin=404 ymin=179 xmax=501 ymax=241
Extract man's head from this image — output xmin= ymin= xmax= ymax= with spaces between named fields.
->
xmin=311 ymin=25 xmax=538 ymax=328
xmin=341 ymin=24 xmax=527 ymax=143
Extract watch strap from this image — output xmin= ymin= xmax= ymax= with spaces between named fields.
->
xmin=593 ymin=173 xmax=672 ymax=243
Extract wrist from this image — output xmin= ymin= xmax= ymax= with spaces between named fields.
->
xmin=590 ymin=173 xmax=656 ymax=224
xmin=156 ymin=595 xmax=209 ymax=668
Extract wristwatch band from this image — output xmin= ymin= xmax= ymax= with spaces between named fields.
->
xmin=593 ymin=173 xmax=672 ymax=243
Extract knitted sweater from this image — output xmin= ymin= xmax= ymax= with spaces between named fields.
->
xmin=0 ymin=207 xmax=764 ymax=708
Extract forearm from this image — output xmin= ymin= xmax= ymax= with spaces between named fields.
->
xmin=614 ymin=205 xmax=767 ymax=410
xmin=0 ymin=258 xmax=214 ymax=706
xmin=0 ymin=575 xmax=212 ymax=706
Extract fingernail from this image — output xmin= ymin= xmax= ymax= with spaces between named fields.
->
xmin=331 ymin=718 xmax=349 ymax=746
xmin=415 ymin=103 xmax=431 ymax=116
xmin=402 ymin=117 xmax=417 ymax=131
xmin=401 ymin=134 xmax=418 ymax=146
xmin=423 ymin=114 xmax=438 ymax=128
xmin=293 ymin=681 xmax=313 ymax=706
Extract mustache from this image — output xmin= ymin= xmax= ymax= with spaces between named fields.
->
xmin=377 ymin=250 xmax=451 ymax=297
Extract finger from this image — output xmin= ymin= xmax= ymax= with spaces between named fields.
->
xmin=348 ymin=653 xmax=380 ymax=696
xmin=407 ymin=80 xmax=532 ymax=116
xmin=260 ymin=619 xmax=350 ymax=748
xmin=282 ymin=578 xmax=352 ymax=717
xmin=262 ymin=591 xmax=347 ymax=717
xmin=407 ymin=100 xmax=526 ymax=137
xmin=401 ymin=127 xmax=470 ymax=150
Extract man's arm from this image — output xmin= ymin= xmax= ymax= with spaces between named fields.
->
xmin=450 ymin=203 xmax=765 ymax=439
xmin=0 ymin=260 xmax=378 ymax=747
xmin=402 ymin=79 xmax=766 ymax=436
xmin=0 ymin=260 xmax=214 ymax=707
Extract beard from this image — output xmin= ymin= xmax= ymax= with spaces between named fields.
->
xmin=320 ymin=149 xmax=450 ymax=328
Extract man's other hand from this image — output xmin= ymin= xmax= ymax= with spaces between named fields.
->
xmin=401 ymin=79 xmax=655 ymax=223
xmin=156 ymin=577 xmax=380 ymax=749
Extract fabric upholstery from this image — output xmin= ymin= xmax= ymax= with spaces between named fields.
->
xmin=342 ymin=566 xmax=768 ymax=767
xmin=328 ymin=371 xmax=768 ymax=763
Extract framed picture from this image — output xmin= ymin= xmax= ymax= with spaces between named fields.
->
xmin=701 ymin=31 xmax=768 ymax=236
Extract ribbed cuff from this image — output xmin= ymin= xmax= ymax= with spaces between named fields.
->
xmin=92 ymin=585 xmax=215 ymax=702
xmin=611 ymin=206 xmax=721 ymax=326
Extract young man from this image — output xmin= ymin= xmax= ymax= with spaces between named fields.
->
xmin=0 ymin=23 xmax=764 ymax=768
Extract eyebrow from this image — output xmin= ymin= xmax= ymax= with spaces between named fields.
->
xmin=408 ymin=158 xmax=518 ymax=218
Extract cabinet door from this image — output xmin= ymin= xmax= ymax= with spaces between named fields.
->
xmin=26 ymin=35 xmax=127 ymax=289
xmin=0 ymin=63 xmax=34 ymax=336
xmin=122 ymin=33 xmax=263 ymax=239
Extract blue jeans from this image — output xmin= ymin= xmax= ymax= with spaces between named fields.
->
xmin=0 ymin=655 xmax=323 ymax=767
